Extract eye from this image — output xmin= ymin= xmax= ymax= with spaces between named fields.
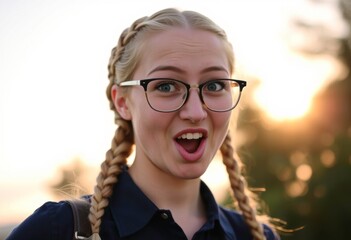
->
xmin=204 ymin=81 xmax=225 ymax=92
xmin=156 ymin=82 xmax=175 ymax=92
xmin=148 ymin=79 xmax=186 ymax=97
xmin=152 ymin=79 xmax=183 ymax=93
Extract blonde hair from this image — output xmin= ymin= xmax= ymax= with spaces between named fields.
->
xmin=89 ymin=8 xmax=268 ymax=240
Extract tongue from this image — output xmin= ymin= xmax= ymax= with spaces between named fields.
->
xmin=177 ymin=139 xmax=200 ymax=153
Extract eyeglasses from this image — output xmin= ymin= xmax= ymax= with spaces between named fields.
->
xmin=118 ymin=78 xmax=247 ymax=113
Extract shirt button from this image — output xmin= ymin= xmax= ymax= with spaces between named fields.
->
xmin=160 ymin=212 xmax=169 ymax=220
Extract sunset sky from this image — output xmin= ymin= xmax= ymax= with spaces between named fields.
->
xmin=0 ymin=0 xmax=345 ymax=225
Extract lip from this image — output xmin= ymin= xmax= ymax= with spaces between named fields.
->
xmin=174 ymin=128 xmax=208 ymax=162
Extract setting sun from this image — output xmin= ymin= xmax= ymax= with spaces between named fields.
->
xmin=0 ymin=0 xmax=345 ymax=229
xmin=253 ymin=52 xmax=343 ymax=121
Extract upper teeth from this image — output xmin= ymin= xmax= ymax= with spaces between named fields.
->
xmin=177 ymin=133 xmax=203 ymax=140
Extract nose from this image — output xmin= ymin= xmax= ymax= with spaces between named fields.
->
xmin=179 ymin=88 xmax=207 ymax=123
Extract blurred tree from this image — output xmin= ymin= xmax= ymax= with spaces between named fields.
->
xmin=224 ymin=0 xmax=351 ymax=239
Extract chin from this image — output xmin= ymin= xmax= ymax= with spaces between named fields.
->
xmin=176 ymin=166 xmax=208 ymax=179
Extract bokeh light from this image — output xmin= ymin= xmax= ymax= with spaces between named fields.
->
xmin=296 ymin=164 xmax=313 ymax=181
xmin=320 ymin=149 xmax=336 ymax=167
xmin=1 ymin=0 xmax=351 ymax=239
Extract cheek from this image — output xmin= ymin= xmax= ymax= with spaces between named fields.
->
xmin=128 ymin=89 xmax=174 ymax=143
xmin=131 ymin=108 xmax=173 ymax=144
xmin=128 ymin=89 xmax=151 ymax=122
xmin=211 ymin=112 xmax=231 ymax=146
xmin=213 ymin=112 xmax=231 ymax=130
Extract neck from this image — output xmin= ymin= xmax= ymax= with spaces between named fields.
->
xmin=129 ymin=160 xmax=207 ymax=240
xmin=129 ymin=163 xmax=202 ymax=210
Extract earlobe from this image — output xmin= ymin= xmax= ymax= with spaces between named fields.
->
xmin=111 ymin=85 xmax=132 ymax=120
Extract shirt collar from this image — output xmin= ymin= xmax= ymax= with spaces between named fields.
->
xmin=109 ymin=170 xmax=158 ymax=237
xmin=108 ymin=169 xmax=223 ymax=237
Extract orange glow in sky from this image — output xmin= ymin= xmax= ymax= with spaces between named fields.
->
xmin=253 ymin=53 xmax=343 ymax=121
xmin=0 ymin=0 xmax=344 ymax=225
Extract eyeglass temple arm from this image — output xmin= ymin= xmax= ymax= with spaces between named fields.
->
xmin=118 ymin=80 xmax=141 ymax=86
xmin=237 ymin=80 xmax=247 ymax=90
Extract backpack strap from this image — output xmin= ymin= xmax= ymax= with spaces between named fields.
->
xmin=66 ymin=198 xmax=92 ymax=240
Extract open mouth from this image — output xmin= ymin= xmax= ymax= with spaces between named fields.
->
xmin=176 ymin=132 xmax=204 ymax=153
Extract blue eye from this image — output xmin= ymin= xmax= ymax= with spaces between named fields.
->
xmin=157 ymin=82 xmax=175 ymax=92
xmin=204 ymin=81 xmax=225 ymax=92
xmin=153 ymin=80 xmax=184 ymax=93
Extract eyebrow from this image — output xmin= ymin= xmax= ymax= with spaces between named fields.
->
xmin=148 ymin=65 xmax=185 ymax=75
xmin=148 ymin=65 xmax=229 ymax=75
xmin=200 ymin=66 xmax=229 ymax=74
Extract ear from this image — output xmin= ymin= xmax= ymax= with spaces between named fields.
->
xmin=111 ymin=85 xmax=132 ymax=120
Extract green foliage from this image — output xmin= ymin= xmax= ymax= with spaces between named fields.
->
xmin=230 ymin=101 xmax=351 ymax=240
xmin=224 ymin=2 xmax=351 ymax=238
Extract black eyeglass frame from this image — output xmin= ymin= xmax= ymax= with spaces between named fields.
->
xmin=118 ymin=78 xmax=247 ymax=113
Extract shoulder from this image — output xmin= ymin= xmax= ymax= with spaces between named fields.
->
xmin=218 ymin=206 xmax=280 ymax=240
xmin=6 ymin=201 xmax=74 ymax=240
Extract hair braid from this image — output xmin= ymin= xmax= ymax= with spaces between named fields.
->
xmin=87 ymin=17 xmax=151 ymax=238
xmin=87 ymin=8 xmax=263 ymax=239
xmin=106 ymin=16 xmax=149 ymax=109
xmin=220 ymin=132 xmax=266 ymax=240
xmin=88 ymin=123 xmax=133 ymax=236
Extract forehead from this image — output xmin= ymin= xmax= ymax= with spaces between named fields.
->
xmin=135 ymin=27 xmax=230 ymax=76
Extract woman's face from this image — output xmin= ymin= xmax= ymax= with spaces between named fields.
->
xmin=114 ymin=27 xmax=232 ymax=180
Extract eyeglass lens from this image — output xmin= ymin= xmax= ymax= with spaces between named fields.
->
xmin=145 ymin=79 xmax=241 ymax=112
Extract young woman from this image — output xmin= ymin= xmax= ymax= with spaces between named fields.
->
xmin=6 ymin=8 xmax=279 ymax=240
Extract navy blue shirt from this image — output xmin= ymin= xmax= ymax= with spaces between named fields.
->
xmin=7 ymin=170 xmax=279 ymax=240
